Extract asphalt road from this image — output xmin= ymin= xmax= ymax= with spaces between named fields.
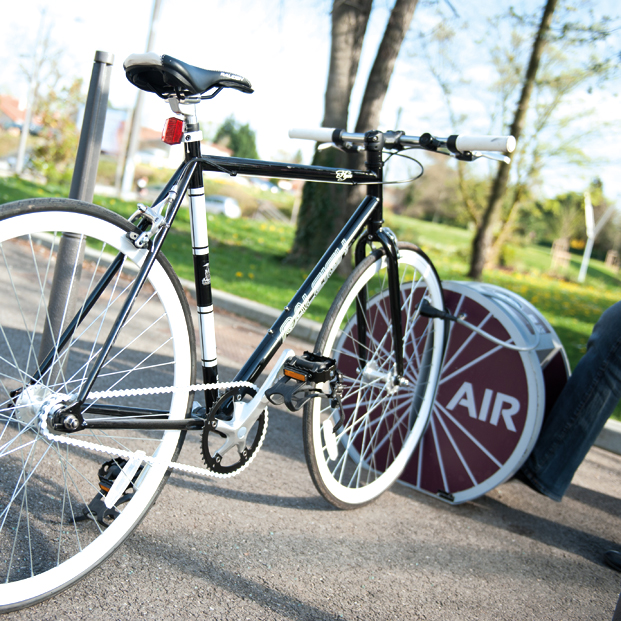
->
xmin=7 ymin=309 xmax=621 ymax=621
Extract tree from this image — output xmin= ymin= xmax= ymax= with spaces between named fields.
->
xmin=13 ymin=8 xmax=64 ymax=174
xmin=287 ymin=0 xmax=373 ymax=266
xmin=30 ymin=78 xmax=83 ymax=184
xmin=214 ymin=116 xmax=259 ymax=159
xmin=531 ymin=192 xmax=586 ymax=244
xmin=413 ymin=19 xmax=496 ymax=229
xmin=418 ymin=0 xmax=617 ymax=275
xmin=394 ymin=153 xmax=477 ymax=228
xmin=468 ymin=0 xmax=559 ymax=279
xmin=342 ymin=0 xmax=421 ymax=245
xmin=288 ymin=0 xmax=419 ymax=266
xmin=521 ymin=179 xmax=619 ymax=261
xmin=466 ymin=0 xmax=618 ymax=278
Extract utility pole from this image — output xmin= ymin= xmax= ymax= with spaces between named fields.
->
xmin=120 ymin=0 xmax=162 ymax=198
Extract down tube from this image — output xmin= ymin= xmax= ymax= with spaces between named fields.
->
xmin=235 ymin=196 xmax=380 ymax=385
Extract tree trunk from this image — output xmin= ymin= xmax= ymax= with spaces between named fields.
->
xmin=323 ymin=0 xmax=374 ymax=129
xmin=355 ymin=0 xmax=419 ymax=134
xmin=287 ymin=147 xmax=351 ymax=266
xmin=468 ymin=0 xmax=558 ymax=280
xmin=342 ymin=0 xmax=420 ymax=263
xmin=486 ymin=183 xmax=526 ymax=266
xmin=287 ymin=0 xmax=372 ymax=265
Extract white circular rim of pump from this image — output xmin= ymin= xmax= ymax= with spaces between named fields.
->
xmin=399 ymin=281 xmax=570 ymax=504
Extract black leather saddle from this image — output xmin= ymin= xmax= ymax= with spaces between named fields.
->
xmin=124 ymin=52 xmax=253 ymax=99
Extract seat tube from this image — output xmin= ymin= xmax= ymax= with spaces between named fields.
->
xmin=185 ymin=114 xmax=218 ymax=409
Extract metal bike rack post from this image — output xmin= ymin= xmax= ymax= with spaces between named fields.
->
xmin=38 ymin=51 xmax=114 ymax=367
xmin=69 ymin=51 xmax=115 ymax=202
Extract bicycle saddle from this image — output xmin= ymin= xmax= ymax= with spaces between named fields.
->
xmin=124 ymin=52 xmax=253 ymax=99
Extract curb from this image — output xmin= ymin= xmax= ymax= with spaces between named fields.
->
xmin=33 ymin=231 xmax=621 ymax=455
xmin=180 ymin=279 xmax=621 ymax=457
xmin=178 ymin=278 xmax=322 ymax=344
xmin=595 ymin=419 xmax=621 ymax=456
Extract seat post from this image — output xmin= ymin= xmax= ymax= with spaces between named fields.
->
xmin=180 ymin=106 xmax=219 ymax=409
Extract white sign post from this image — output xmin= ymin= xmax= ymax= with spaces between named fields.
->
xmin=578 ymin=192 xmax=616 ymax=283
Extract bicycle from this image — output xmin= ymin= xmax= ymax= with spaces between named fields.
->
xmin=0 ymin=51 xmax=514 ymax=610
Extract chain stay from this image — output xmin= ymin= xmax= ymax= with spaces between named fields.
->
xmin=38 ymin=380 xmax=262 ymax=480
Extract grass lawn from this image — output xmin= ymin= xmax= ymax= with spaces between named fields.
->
xmin=1 ymin=174 xmax=619 ymax=421
xmin=384 ymin=215 xmax=619 ymax=367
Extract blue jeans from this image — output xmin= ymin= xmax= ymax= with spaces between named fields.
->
xmin=519 ymin=301 xmax=621 ymax=501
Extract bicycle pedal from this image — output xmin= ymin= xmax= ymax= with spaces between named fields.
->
xmin=96 ymin=458 xmax=144 ymax=494
xmin=265 ymin=352 xmax=340 ymax=412
xmin=282 ymin=352 xmax=339 ymax=383
xmin=73 ymin=458 xmax=141 ymax=526
xmin=265 ymin=376 xmax=314 ymax=411
xmin=190 ymin=401 xmax=208 ymax=421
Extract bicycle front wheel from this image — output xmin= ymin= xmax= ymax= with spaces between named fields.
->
xmin=0 ymin=198 xmax=195 ymax=610
xmin=304 ymin=243 xmax=445 ymax=509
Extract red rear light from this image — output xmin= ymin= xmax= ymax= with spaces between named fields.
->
xmin=162 ymin=117 xmax=184 ymax=145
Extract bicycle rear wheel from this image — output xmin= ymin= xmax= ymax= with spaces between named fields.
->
xmin=0 ymin=198 xmax=195 ymax=610
xmin=304 ymin=243 xmax=445 ymax=509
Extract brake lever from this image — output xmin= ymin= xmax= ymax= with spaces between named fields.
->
xmin=452 ymin=150 xmax=511 ymax=165
xmin=317 ymin=142 xmax=363 ymax=154
xmin=472 ymin=151 xmax=511 ymax=165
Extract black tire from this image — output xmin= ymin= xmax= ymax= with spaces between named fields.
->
xmin=0 ymin=198 xmax=196 ymax=610
xmin=303 ymin=243 xmax=445 ymax=509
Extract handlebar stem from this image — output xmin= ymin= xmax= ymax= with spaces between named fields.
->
xmin=363 ymin=131 xmax=385 ymax=235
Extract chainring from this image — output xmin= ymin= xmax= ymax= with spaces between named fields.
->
xmin=200 ymin=385 xmax=267 ymax=475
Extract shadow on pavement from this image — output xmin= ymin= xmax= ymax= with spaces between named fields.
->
xmin=167 ymin=473 xmax=332 ymax=512
xmin=564 ymin=483 xmax=621 ymax=520
xmin=130 ymin=530 xmax=343 ymax=621
xmin=464 ymin=494 xmax=618 ymax=566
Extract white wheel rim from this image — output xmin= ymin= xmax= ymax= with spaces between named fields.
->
xmin=401 ymin=281 xmax=551 ymax=504
xmin=0 ymin=210 xmax=191 ymax=608
xmin=312 ymin=249 xmax=444 ymax=505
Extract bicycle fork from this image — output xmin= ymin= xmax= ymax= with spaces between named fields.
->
xmin=353 ymin=130 xmax=405 ymax=381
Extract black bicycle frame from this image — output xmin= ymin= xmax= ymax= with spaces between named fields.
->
xmin=44 ymin=146 xmax=405 ymax=432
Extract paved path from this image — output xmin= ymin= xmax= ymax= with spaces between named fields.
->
xmin=9 ymin=308 xmax=621 ymax=620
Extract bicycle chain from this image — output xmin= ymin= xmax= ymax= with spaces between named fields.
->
xmin=37 ymin=380 xmax=266 ymax=480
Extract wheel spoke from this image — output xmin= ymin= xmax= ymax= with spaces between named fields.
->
xmin=434 ymin=408 xmax=478 ymax=486
xmin=306 ymin=245 xmax=445 ymax=508
xmin=0 ymin=201 xmax=194 ymax=609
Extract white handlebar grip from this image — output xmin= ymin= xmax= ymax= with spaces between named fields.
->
xmin=288 ymin=128 xmax=337 ymax=143
xmin=455 ymin=135 xmax=516 ymax=153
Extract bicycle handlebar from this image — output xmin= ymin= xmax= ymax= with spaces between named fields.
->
xmin=451 ymin=135 xmax=515 ymax=153
xmin=288 ymin=128 xmax=516 ymax=154
xmin=288 ymin=128 xmax=338 ymax=143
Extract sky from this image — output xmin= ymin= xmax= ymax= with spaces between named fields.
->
xmin=1 ymin=0 xmax=620 ymax=202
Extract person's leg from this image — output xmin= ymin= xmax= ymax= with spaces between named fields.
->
xmin=519 ymin=301 xmax=621 ymax=500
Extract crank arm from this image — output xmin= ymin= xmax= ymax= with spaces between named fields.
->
xmin=216 ymin=348 xmax=296 ymax=436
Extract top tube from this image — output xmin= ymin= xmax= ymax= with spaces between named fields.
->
xmin=147 ymin=153 xmax=377 ymax=233
xmin=197 ymin=155 xmax=377 ymax=185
